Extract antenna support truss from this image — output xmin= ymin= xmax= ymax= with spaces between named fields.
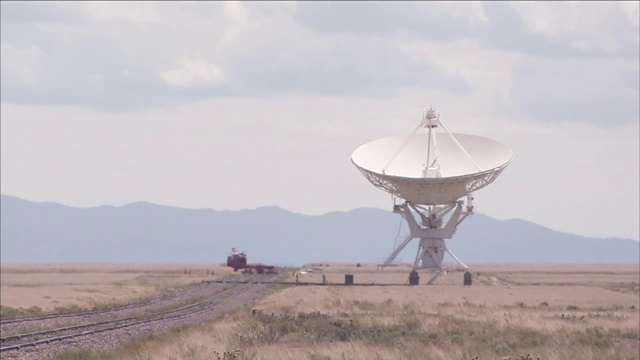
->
xmin=382 ymin=194 xmax=474 ymax=285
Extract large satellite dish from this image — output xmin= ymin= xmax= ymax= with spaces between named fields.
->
xmin=352 ymin=107 xmax=513 ymax=284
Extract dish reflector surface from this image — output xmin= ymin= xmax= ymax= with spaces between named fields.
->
xmin=352 ymin=133 xmax=513 ymax=205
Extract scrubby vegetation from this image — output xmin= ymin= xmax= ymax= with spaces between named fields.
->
xmin=228 ymin=309 xmax=637 ymax=359
xmin=7 ymin=264 xmax=639 ymax=360
xmin=52 ymin=306 xmax=639 ymax=360
xmin=0 ymin=305 xmax=44 ymax=320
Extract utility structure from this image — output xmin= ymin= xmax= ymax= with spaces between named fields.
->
xmin=351 ymin=107 xmax=513 ymax=285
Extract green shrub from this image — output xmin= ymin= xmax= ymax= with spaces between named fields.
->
xmin=0 ymin=305 xmax=43 ymax=320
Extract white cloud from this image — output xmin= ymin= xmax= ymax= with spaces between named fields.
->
xmin=160 ymin=58 xmax=225 ymax=88
xmin=0 ymin=43 xmax=45 ymax=87
xmin=222 ymin=1 xmax=250 ymax=26
xmin=81 ymin=2 xmax=161 ymax=24
xmin=3 ymin=2 xmax=637 ymax=112
xmin=293 ymin=2 xmax=484 ymax=40
xmin=510 ymin=2 xmax=639 ymax=55
xmin=431 ymin=1 xmax=489 ymax=25
xmin=622 ymin=1 xmax=640 ymax=28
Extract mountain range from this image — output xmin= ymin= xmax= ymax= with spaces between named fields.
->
xmin=1 ymin=194 xmax=638 ymax=266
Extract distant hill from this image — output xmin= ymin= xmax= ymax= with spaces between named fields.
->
xmin=1 ymin=194 xmax=638 ymax=265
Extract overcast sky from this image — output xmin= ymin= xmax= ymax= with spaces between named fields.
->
xmin=2 ymin=2 xmax=638 ymax=241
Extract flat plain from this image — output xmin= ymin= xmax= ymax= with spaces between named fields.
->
xmin=1 ymin=263 xmax=638 ymax=360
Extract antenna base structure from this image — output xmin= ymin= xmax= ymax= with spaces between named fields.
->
xmin=386 ymin=195 xmax=474 ymax=285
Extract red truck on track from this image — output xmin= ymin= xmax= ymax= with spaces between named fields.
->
xmin=226 ymin=248 xmax=278 ymax=274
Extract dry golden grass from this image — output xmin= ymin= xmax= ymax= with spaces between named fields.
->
xmin=98 ymin=263 xmax=639 ymax=360
xmin=0 ymin=263 xmax=237 ymax=312
xmin=5 ymin=263 xmax=639 ymax=360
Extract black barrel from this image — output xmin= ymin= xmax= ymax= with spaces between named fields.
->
xmin=463 ymin=271 xmax=472 ymax=286
xmin=345 ymin=274 xmax=354 ymax=285
xmin=409 ymin=270 xmax=420 ymax=285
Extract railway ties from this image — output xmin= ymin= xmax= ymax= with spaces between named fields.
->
xmin=0 ymin=317 xmax=136 ymax=343
xmin=0 ymin=282 xmax=264 ymax=355
xmin=0 ymin=310 xmax=104 ymax=326
xmin=0 ymin=280 xmax=218 ymax=328
xmin=0 ymin=277 xmax=278 ymax=329
xmin=0 ymin=316 xmax=149 ymax=352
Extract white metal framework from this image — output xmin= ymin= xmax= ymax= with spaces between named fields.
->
xmin=354 ymin=163 xmax=510 ymax=206
xmin=384 ymin=197 xmax=473 ymax=284
xmin=351 ymin=107 xmax=513 ymax=285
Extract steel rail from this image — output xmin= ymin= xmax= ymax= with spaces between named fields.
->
xmin=0 ymin=282 xmax=209 ymax=326
xmin=0 ymin=295 xmax=186 ymax=325
xmin=0 ymin=282 xmax=258 ymax=353
xmin=0 ymin=317 xmax=136 ymax=342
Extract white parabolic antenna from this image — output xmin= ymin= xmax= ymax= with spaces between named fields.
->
xmin=351 ymin=107 xmax=514 ymax=284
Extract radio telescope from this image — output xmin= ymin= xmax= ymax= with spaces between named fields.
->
xmin=351 ymin=107 xmax=513 ymax=285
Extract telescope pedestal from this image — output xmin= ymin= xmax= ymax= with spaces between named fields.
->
xmin=383 ymin=198 xmax=473 ymax=285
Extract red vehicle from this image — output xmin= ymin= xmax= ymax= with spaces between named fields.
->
xmin=226 ymin=248 xmax=277 ymax=274
xmin=226 ymin=248 xmax=247 ymax=270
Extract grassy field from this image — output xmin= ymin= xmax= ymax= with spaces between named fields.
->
xmin=0 ymin=263 xmax=235 ymax=317
xmin=1 ymin=263 xmax=638 ymax=359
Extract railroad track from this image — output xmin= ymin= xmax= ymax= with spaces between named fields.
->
xmin=0 ymin=317 xmax=137 ymax=343
xmin=0 ymin=281 xmax=213 ymax=326
xmin=0 ymin=281 xmax=269 ymax=358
